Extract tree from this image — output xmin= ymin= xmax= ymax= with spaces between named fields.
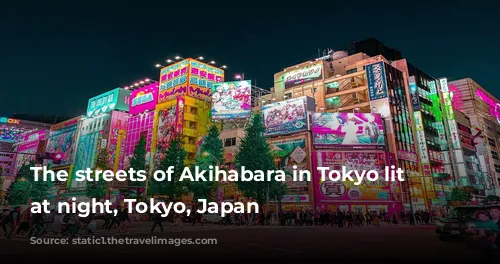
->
xmin=189 ymin=125 xmax=224 ymax=200
xmin=6 ymin=162 xmax=53 ymax=204
xmin=149 ymin=135 xmax=187 ymax=201
xmin=235 ymin=113 xmax=283 ymax=205
xmin=128 ymin=135 xmax=148 ymax=188
xmin=450 ymin=186 xmax=479 ymax=203
xmin=86 ymin=148 xmax=110 ymax=201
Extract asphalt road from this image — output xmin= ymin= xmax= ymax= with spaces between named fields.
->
xmin=0 ymin=225 xmax=489 ymax=261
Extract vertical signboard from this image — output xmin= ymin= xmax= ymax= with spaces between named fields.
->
xmin=440 ymin=78 xmax=461 ymax=150
xmin=408 ymin=76 xmax=420 ymax=111
xmin=414 ymin=111 xmax=431 ymax=176
xmin=366 ymin=62 xmax=388 ymax=101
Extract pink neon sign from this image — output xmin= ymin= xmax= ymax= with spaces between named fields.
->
xmin=475 ymin=89 xmax=500 ymax=124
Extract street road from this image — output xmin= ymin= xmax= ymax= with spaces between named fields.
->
xmin=0 ymin=224 xmax=488 ymax=261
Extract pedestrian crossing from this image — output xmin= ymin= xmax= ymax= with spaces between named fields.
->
xmin=1 ymin=224 xmax=435 ymax=241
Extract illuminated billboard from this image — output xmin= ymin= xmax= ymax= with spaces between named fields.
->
xmin=414 ymin=111 xmax=431 ymax=176
xmin=313 ymin=151 xmax=390 ymax=201
xmin=129 ymin=82 xmax=159 ymax=115
xmin=269 ymin=137 xmax=310 ymax=190
xmin=154 ymin=104 xmax=178 ymax=168
xmin=440 ymin=78 xmax=461 ymax=150
xmin=46 ymin=121 xmax=78 ymax=166
xmin=86 ymin=88 xmax=131 ymax=118
xmin=159 ymin=60 xmax=189 ymax=103
xmin=475 ymin=88 xmax=500 ymax=125
xmin=409 ymin=76 xmax=420 ymax=111
xmin=312 ymin=112 xmax=384 ymax=149
xmin=366 ymin=62 xmax=388 ymax=101
xmin=188 ymin=59 xmax=224 ymax=100
xmin=158 ymin=58 xmax=224 ymax=103
xmin=284 ymin=62 xmax=323 ymax=89
xmin=262 ymin=96 xmax=314 ymax=136
xmin=211 ymin=80 xmax=251 ymax=120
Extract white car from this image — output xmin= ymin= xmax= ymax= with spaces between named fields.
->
xmin=203 ymin=213 xmax=223 ymax=224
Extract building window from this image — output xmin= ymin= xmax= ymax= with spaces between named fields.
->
xmin=488 ymin=137 xmax=496 ymax=147
xmin=346 ymin=68 xmax=357 ymax=74
xmin=495 ymin=164 xmax=500 ymax=173
xmin=223 ymin=137 xmax=237 ymax=147
xmin=492 ymin=150 xmax=499 ymax=160
xmin=284 ymin=93 xmax=291 ymax=99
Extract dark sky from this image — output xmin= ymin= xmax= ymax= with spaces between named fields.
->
xmin=1 ymin=1 xmax=498 ymax=117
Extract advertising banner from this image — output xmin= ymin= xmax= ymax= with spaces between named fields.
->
xmin=211 ymin=80 xmax=251 ymax=120
xmin=313 ymin=151 xmax=390 ymax=201
xmin=108 ymin=112 xmax=128 ymax=171
xmin=312 ymin=112 xmax=384 ymax=148
xmin=475 ymin=89 xmax=500 ymax=125
xmin=262 ymin=97 xmax=309 ymax=136
xmin=46 ymin=124 xmax=78 ymax=166
xmin=129 ymin=82 xmax=158 ymax=115
xmin=154 ymin=105 xmax=177 ymax=168
xmin=86 ymin=88 xmax=131 ymax=118
xmin=409 ymin=76 xmax=420 ymax=111
xmin=284 ymin=62 xmax=323 ymax=89
xmin=188 ymin=59 xmax=224 ymax=100
xmin=15 ymin=140 xmax=39 ymax=171
xmin=23 ymin=130 xmax=46 ymax=142
xmin=124 ymin=112 xmax=155 ymax=168
xmin=269 ymin=138 xmax=310 ymax=190
xmin=159 ymin=60 xmax=189 ymax=103
xmin=414 ymin=111 xmax=431 ymax=176
xmin=175 ymin=97 xmax=185 ymax=134
xmin=398 ymin=150 xmax=418 ymax=163
xmin=366 ymin=62 xmax=388 ymax=101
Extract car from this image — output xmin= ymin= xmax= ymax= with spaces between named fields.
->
xmin=203 ymin=213 xmax=223 ymax=224
xmin=435 ymin=205 xmax=500 ymax=243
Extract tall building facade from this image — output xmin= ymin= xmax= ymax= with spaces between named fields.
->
xmin=151 ymin=58 xmax=224 ymax=168
xmin=448 ymin=78 xmax=500 ymax=195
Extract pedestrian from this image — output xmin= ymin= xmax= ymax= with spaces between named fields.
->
xmin=4 ymin=206 xmax=21 ymax=239
xmin=151 ymin=212 xmax=163 ymax=232
xmin=28 ymin=211 xmax=45 ymax=238
xmin=16 ymin=207 xmax=32 ymax=236
xmin=117 ymin=208 xmax=130 ymax=233
xmin=0 ymin=209 xmax=9 ymax=235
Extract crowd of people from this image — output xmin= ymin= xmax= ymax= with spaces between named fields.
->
xmin=0 ymin=206 xmax=133 ymax=239
xmin=0 ymin=205 xmax=437 ymax=239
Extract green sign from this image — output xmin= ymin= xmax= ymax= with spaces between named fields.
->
xmin=86 ymin=88 xmax=131 ymax=117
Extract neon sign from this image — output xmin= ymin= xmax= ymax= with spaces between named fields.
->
xmin=132 ymin=92 xmax=153 ymax=107
xmin=475 ymin=89 xmax=500 ymax=125
xmin=0 ymin=117 xmax=20 ymax=124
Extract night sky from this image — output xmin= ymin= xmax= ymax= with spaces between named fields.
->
xmin=2 ymin=2 xmax=499 ymax=117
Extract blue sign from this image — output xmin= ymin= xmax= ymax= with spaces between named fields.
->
xmin=366 ymin=62 xmax=388 ymax=101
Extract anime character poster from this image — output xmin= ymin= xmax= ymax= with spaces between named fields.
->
xmin=154 ymin=106 xmax=177 ymax=168
xmin=313 ymin=151 xmax=390 ymax=201
xmin=15 ymin=141 xmax=38 ymax=174
xmin=270 ymin=138 xmax=309 ymax=190
xmin=262 ymin=97 xmax=308 ymax=136
xmin=211 ymin=80 xmax=251 ymax=119
xmin=312 ymin=112 xmax=384 ymax=148
xmin=46 ymin=124 xmax=78 ymax=166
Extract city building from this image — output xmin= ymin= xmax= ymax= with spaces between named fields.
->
xmin=68 ymin=88 xmax=131 ymax=201
xmin=448 ymin=78 xmax=500 ymax=195
xmin=0 ymin=116 xmax=51 ymax=192
xmin=10 ymin=114 xmax=73 ymax=124
xmin=266 ymin=53 xmax=417 ymax=213
xmin=391 ymin=59 xmax=448 ymax=211
xmin=151 ymin=58 xmax=224 ymax=168
xmin=347 ymin=37 xmax=403 ymax=62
